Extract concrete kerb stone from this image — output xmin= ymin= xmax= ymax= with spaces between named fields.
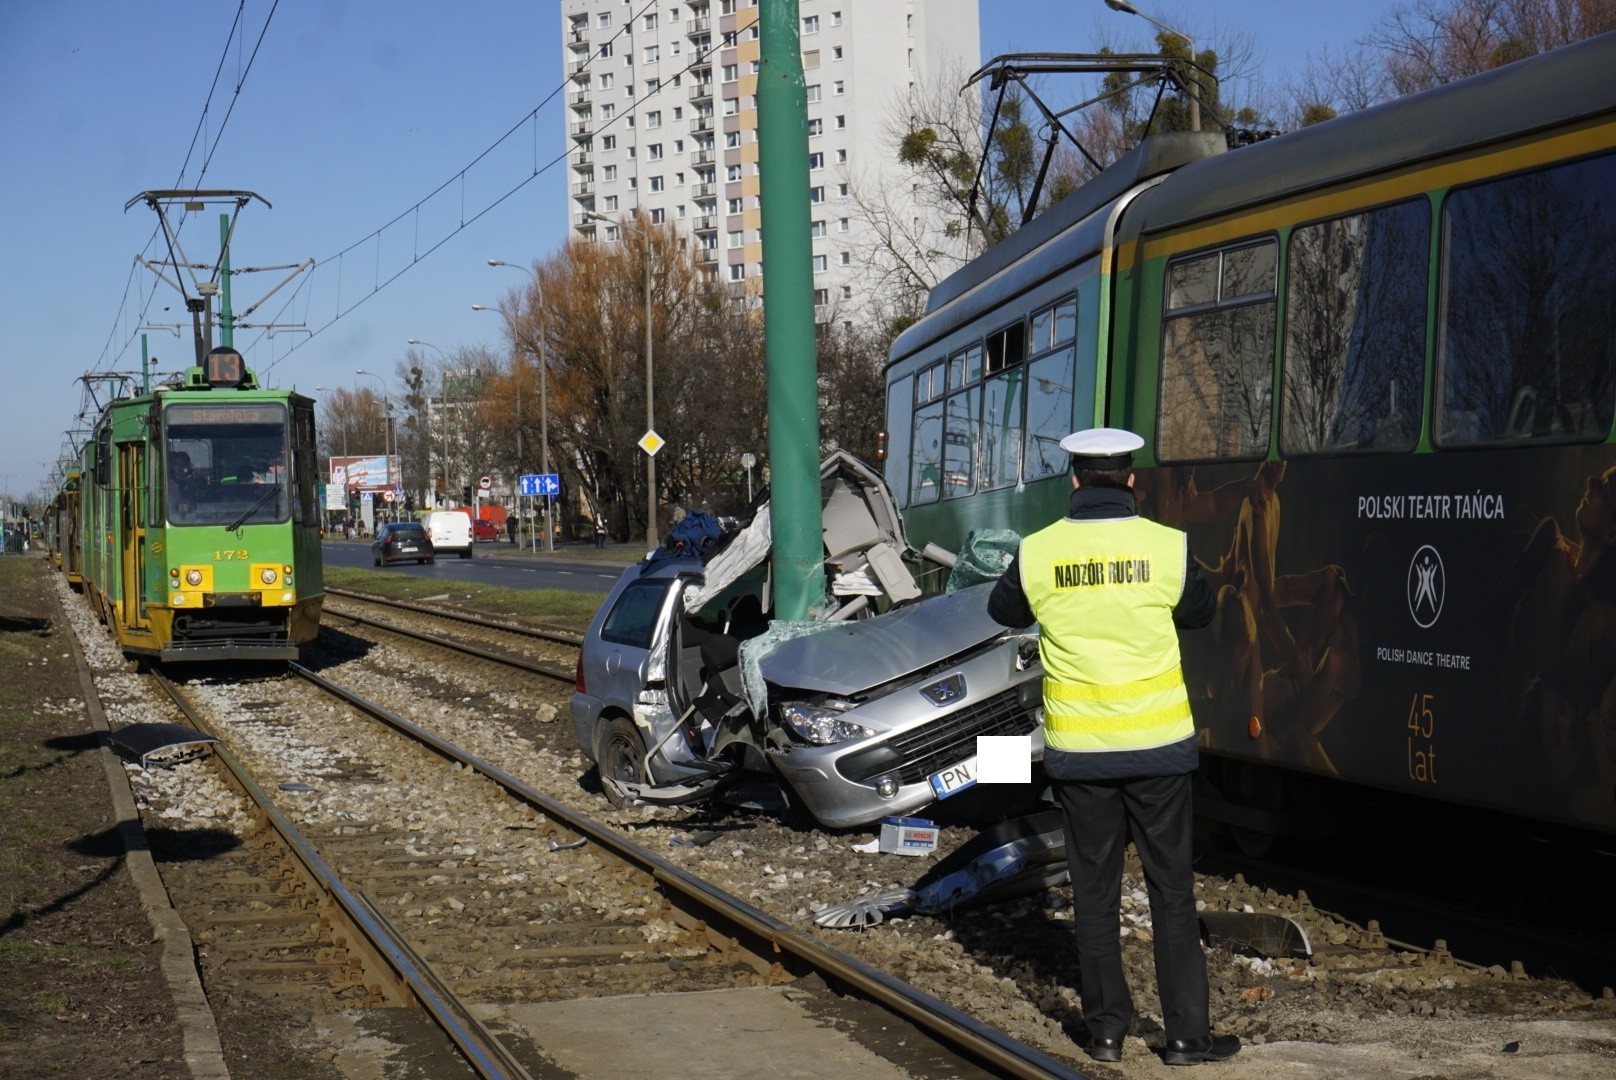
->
xmin=57 ymin=588 xmax=230 ymax=1080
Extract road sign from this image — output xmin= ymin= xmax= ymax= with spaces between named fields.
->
xmin=638 ymin=430 xmax=665 ymax=457
xmin=519 ymin=473 xmax=559 ymax=497
xmin=382 ymin=490 xmax=395 ymax=503
xmin=478 ymin=474 xmax=493 ymax=491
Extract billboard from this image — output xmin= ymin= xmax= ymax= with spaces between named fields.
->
xmin=330 ymin=455 xmax=396 ymax=491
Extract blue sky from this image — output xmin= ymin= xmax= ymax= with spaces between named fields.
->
xmin=0 ymin=1 xmax=1392 ymax=501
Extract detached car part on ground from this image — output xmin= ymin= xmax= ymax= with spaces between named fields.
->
xmin=570 ymin=452 xmax=1046 ymax=830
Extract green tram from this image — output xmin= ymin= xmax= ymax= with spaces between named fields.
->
xmin=48 ymin=466 xmax=81 ymax=584
xmin=77 ymin=347 xmax=323 ymax=662
xmin=885 ymin=33 xmax=1616 ymax=836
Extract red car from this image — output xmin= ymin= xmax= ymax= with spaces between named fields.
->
xmin=471 ymin=518 xmax=501 ymax=541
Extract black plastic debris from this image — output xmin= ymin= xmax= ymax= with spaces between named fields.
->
xmin=1198 ymin=910 xmax=1313 ymax=959
xmin=107 ymin=723 xmax=219 ymax=766
xmin=1503 ymin=1041 xmax=1521 ymax=1054
xmin=277 ymin=782 xmax=315 ymax=792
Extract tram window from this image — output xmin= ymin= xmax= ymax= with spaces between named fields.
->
xmin=962 ymin=344 xmax=983 ymax=384
xmin=910 ymin=399 xmax=944 ymax=505
xmin=885 ymin=380 xmax=914 ymax=506
xmin=981 ymin=369 xmax=1025 ymax=489
xmin=1025 ymin=347 xmax=1076 ymax=481
xmin=1030 ymin=307 xmax=1054 ymax=354
xmin=1282 ymin=199 xmax=1429 ymax=454
xmin=1158 ymin=239 xmax=1277 ymax=461
xmin=1053 ymin=299 xmax=1077 ymax=345
xmin=985 ymin=322 xmax=1026 ymax=375
xmin=1438 ymin=151 xmax=1616 ymax=445
xmin=943 ymin=389 xmax=977 ymax=497
xmin=913 ymin=361 xmax=944 ymax=406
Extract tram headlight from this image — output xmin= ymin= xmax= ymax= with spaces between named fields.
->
xmin=185 ymin=569 xmax=203 ymax=587
xmin=260 ymin=568 xmax=278 ymax=585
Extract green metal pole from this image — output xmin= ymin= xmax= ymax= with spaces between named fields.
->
xmin=140 ymin=333 xmax=150 ymax=395
xmin=758 ymin=0 xmax=823 ymax=621
xmin=218 ymin=212 xmax=234 ymax=347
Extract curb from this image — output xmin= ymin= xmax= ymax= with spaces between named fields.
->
xmin=57 ymin=587 xmax=230 ymax=1080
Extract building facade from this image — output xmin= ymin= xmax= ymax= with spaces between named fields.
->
xmin=561 ymin=0 xmax=980 ymax=325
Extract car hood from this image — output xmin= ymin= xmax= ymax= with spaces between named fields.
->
xmin=757 ymin=583 xmax=1012 ymax=697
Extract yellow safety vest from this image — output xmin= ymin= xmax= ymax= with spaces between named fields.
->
xmin=1020 ymin=515 xmax=1194 ymax=753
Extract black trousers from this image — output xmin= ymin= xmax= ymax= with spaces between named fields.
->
xmin=1053 ymin=771 xmax=1208 ymax=1044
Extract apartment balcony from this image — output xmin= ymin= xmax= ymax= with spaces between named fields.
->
xmin=574 ymin=213 xmax=598 ymax=229
xmin=692 ymin=149 xmax=716 ymax=166
xmin=573 ymin=152 xmax=592 ymax=171
xmin=696 ymin=247 xmax=718 ymax=264
xmin=686 ymin=16 xmax=710 ymax=37
xmin=691 ymin=215 xmax=716 ymax=232
xmin=689 ymin=115 xmax=714 ymax=134
xmin=569 ymin=121 xmax=592 ymax=141
xmin=568 ymin=26 xmax=589 ymax=47
xmin=688 ymin=81 xmax=714 ymax=103
xmin=568 ymin=61 xmax=589 ymax=81
xmin=691 ymin=183 xmax=716 ymax=199
xmin=568 ymin=90 xmax=590 ymax=108
xmin=689 ymin=54 xmax=712 ymax=72
xmin=571 ymin=181 xmax=595 ymax=199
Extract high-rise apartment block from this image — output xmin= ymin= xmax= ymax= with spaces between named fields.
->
xmin=561 ymin=0 xmax=980 ymax=325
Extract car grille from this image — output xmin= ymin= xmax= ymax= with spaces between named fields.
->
xmin=838 ymin=687 xmax=1038 ymax=785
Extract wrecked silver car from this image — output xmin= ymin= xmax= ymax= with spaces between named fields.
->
xmin=569 ymin=451 xmax=1045 ymax=829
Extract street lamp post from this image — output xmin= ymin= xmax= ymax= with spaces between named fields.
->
xmin=581 ymin=211 xmax=656 ymax=545
xmin=408 ymin=338 xmax=450 ymax=511
xmin=486 ymin=259 xmax=555 ymax=553
xmin=354 ymin=369 xmax=393 ymax=521
xmin=1104 ymin=0 xmax=1199 ymax=132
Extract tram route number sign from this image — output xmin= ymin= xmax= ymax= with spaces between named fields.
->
xmin=519 ymin=474 xmax=559 ymax=498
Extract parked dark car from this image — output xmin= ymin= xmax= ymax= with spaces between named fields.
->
xmin=372 ymin=521 xmax=434 ymax=566
xmin=471 ymin=517 xmax=500 ymax=541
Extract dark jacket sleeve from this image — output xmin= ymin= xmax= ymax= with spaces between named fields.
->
xmin=987 ymin=555 xmax=1037 ymax=629
xmin=1173 ymin=544 xmax=1216 ymax=629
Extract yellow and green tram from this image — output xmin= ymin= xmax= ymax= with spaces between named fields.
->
xmin=885 ymin=33 xmax=1616 ymax=835
xmin=48 ymin=467 xmax=80 ymax=584
xmin=77 ymin=347 xmax=323 ymax=662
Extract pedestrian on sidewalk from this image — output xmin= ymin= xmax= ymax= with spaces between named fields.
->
xmin=594 ymin=513 xmax=607 ymax=549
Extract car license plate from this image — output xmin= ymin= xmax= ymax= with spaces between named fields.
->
xmin=398 ymin=545 xmax=417 ymax=553
xmin=929 ymin=757 xmax=977 ymax=800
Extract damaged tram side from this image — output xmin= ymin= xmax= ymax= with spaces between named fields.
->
xmin=75 ymin=347 xmax=323 ymax=663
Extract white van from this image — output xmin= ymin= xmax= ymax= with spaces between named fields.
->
xmin=424 ymin=511 xmax=473 ymax=559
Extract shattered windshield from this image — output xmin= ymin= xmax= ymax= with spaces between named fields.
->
xmin=165 ymin=402 xmax=290 ymax=527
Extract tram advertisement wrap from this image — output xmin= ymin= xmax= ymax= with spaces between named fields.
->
xmin=1134 ymin=446 xmax=1616 ymax=834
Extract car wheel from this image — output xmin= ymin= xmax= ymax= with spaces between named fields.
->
xmin=426 ymin=557 xmax=435 ymax=564
xmin=373 ymin=554 xmax=381 ymax=566
xmin=595 ymin=716 xmax=647 ymax=808
xmin=461 ymin=548 xmax=472 ymax=559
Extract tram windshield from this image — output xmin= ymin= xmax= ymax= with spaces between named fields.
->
xmin=164 ymin=402 xmax=290 ymax=527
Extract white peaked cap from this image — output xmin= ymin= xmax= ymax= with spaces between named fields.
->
xmin=1058 ymin=427 xmax=1144 ymax=458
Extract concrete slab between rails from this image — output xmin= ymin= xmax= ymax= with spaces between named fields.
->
xmin=1174 ymin=1018 xmax=1616 ymax=1079
xmin=60 ymin=594 xmax=229 ymax=1080
xmin=479 ymin=986 xmax=919 ymax=1080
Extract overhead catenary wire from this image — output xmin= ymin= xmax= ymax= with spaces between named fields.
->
xmin=250 ymin=0 xmax=735 ymax=376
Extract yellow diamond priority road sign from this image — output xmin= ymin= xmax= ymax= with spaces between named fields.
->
xmin=638 ymin=430 xmax=665 ymax=457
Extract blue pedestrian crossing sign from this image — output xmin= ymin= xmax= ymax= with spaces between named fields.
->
xmin=519 ymin=473 xmax=560 ymax=497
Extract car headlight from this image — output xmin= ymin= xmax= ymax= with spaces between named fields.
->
xmin=778 ymin=701 xmax=874 ymax=746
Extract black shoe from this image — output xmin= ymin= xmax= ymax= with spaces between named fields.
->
xmin=1161 ymin=1034 xmax=1241 ymax=1065
xmin=1080 ymin=1035 xmax=1123 ymax=1063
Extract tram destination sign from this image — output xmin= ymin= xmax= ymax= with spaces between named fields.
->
xmin=166 ymin=403 xmax=282 ymax=425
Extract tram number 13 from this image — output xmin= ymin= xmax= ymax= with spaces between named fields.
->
xmin=1407 ymin=692 xmax=1437 ymax=784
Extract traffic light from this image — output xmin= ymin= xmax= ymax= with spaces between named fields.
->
xmin=462 ymin=485 xmax=472 ymax=504
xmin=404 ymin=493 xmax=415 ymax=513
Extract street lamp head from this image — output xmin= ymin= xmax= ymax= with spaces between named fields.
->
xmin=487 ymin=258 xmax=504 ymax=267
xmin=1103 ymin=0 xmax=1138 ymax=13
xmin=471 ymin=304 xmax=491 ymax=312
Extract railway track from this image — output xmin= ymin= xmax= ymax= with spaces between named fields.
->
xmin=138 ymin=652 xmax=1080 ymax=1078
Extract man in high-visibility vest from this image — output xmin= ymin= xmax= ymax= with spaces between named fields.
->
xmin=988 ymin=427 xmax=1237 ymax=1067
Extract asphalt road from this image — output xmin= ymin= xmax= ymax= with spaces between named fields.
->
xmin=322 ymin=539 xmax=631 ymax=594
